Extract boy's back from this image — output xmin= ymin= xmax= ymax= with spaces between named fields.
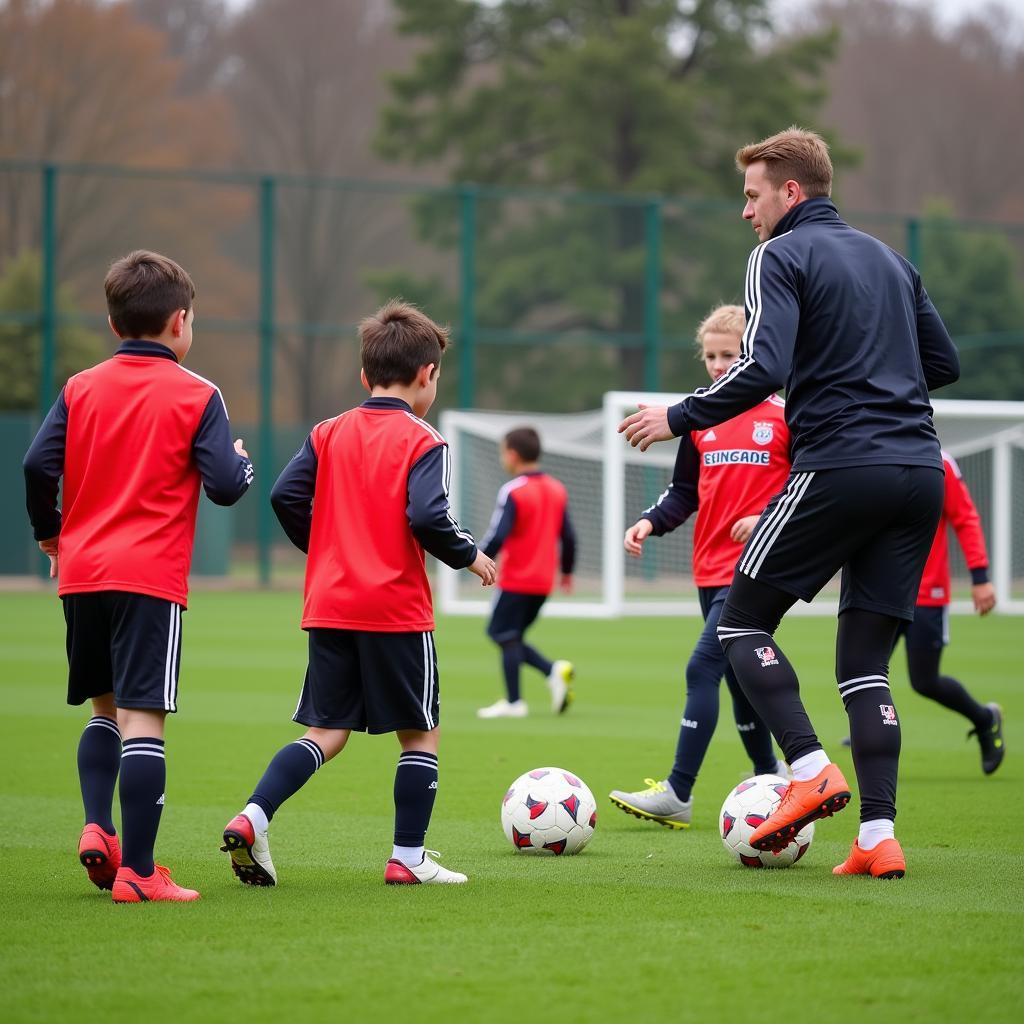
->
xmin=57 ymin=344 xmax=248 ymax=606
xmin=302 ymin=399 xmax=464 ymax=631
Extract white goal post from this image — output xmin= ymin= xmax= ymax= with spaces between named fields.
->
xmin=439 ymin=396 xmax=1024 ymax=617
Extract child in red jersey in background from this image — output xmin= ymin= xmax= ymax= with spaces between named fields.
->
xmin=476 ymin=427 xmax=577 ymax=719
xmin=841 ymin=450 xmax=1005 ymax=773
xmin=23 ymin=250 xmax=253 ymax=902
xmin=610 ymin=305 xmax=788 ymax=829
xmin=221 ymin=300 xmax=495 ymax=887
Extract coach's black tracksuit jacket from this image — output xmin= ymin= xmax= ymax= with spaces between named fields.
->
xmin=667 ymin=198 xmax=960 ymax=470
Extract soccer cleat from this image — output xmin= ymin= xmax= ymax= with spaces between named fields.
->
xmin=111 ymin=864 xmax=200 ymax=903
xmin=476 ymin=698 xmax=528 ymax=719
xmin=547 ymin=660 xmax=575 ymax=714
xmin=968 ymin=703 xmax=1005 ymax=775
xmin=384 ymin=851 xmax=467 ymax=885
xmin=608 ymin=779 xmax=692 ymax=829
xmin=79 ymin=824 xmax=121 ymax=891
xmin=221 ymin=812 xmax=277 ymax=886
xmin=748 ymin=762 xmax=851 ymax=852
xmin=832 ymin=838 xmax=906 ymax=879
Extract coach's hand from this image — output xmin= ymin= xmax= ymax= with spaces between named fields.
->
xmin=469 ymin=550 xmax=497 ymax=587
xmin=624 ymin=518 xmax=653 ymax=557
xmin=38 ymin=536 xmax=58 ymax=579
xmin=972 ymin=582 xmax=996 ymax=616
xmin=619 ymin=404 xmax=673 ymax=451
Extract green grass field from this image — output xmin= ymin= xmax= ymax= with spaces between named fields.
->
xmin=2 ymin=590 xmax=1021 ymax=1023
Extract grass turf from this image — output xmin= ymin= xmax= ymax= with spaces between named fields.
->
xmin=1 ymin=590 xmax=1021 ymax=1023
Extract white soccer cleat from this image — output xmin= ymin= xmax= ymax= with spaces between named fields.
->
xmin=221 ymin=812 xmax=278 ymax=886
xmin=477 ymin=698 xmax=529 ymax=719
xmin=384 ymin=851 xmax=468 ymax=885
xmin=547 ymin=660 xmax=575 ymax=714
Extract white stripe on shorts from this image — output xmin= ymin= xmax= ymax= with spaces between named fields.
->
xmin=740 ymin=471 xmax=816 ymax=579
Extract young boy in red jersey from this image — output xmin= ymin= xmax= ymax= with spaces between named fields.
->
xmin=609 ymin=305 xmax=788 ymax=828
xmin=221 ymin=300 xmax=495 ymax=886
xmin=839 ymin=450 xmax=1005 ymax=774
xmin=23 ymin=250 xmax=253 ymax=903
xmin=476 ymin=427 xmax=577 ymax=719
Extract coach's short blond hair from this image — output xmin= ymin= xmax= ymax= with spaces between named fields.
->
xmin=736 ymin=127 xmax=833 ymax=198
xmin=696 ymin=304 xmax=745 ymax=347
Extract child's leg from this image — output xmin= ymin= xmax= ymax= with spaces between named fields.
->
xmin=723 ymin=667 xmax=778 ymax=774
xmin=244 ymin=728 xmax=349 ymax=830
xmin=499 ymin=642 xmax=525 ymax=702
xmin=78 ymin=693 xmax=121 ymax=833
xmin=521 ymin=643 xmax=553 ymax=677
xmin=392 ymin=727 xmax=440 ymax=866
xmin=116 ymin=707 xmax=168 ymax=877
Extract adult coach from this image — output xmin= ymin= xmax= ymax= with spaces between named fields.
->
xmin=620 ymin=128 xmax=960 ymax=879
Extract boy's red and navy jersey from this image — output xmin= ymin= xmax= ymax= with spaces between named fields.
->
xmin=642 ymin=395 xmax=790 ymax=586
xmin=22 ymin=341 xmax=253 ymax=607
xmin=270 ymin=397 xmax=477 ymax=632
xmin=480 ymin=472 xmax=576 ymax=596
xmin=917 ymin=451 xmax=989 ymax=606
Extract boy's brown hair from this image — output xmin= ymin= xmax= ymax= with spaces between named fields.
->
xmin=105 ymin=250 xmax=195 ymax=339
xmin=360 ymin=300 xmax=450 ymax=388
xmin=503 ymin=426 xmax=541 ymax=463
xmin=735 ymin=127 xmax=833 ymax=198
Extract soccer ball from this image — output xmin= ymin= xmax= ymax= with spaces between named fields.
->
xmin=501 ymin=766 xmax=597 ymax=855
xmin=719 ymin=774 xmax=814 ymax=868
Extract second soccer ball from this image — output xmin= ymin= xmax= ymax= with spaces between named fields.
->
xmin=720 ymin=774 xmax=814 ymax=868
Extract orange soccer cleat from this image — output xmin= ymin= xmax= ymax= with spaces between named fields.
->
xmin=111 ymin=864 xmax=200 ymax=903
xmin=833 ymin=838 xmax=906 ymax=879
xmin=79 ymin=824 xmax=121 ymax=891
xmin=748 ymin=762 xmax=851 ymax=852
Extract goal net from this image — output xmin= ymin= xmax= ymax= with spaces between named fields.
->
xmin=439 ymin=396 xmax=1024 ymax=616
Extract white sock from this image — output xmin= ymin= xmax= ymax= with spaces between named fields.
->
xmin=243 ymin=802 xmax=269 ymax=834
xmin=393 ymin=844 xmax=424 ymax=866
xmin=858 ymin=819 xmax=895 ymax=850
xmin=789 ymin=749 xmax=831 ymax=781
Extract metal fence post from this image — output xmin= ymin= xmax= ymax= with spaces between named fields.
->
xmin=906 ymin=216 xmax=921 ymax=269
xmin=643 ymin=198 xmax=662 ymax=391
xmin=258 ymin=176 xmax=276 ymax=586
xmin=39 ymin=164 xmax=58 ymax=416
xmin=458 ymin=185 xmax=477 ymax=409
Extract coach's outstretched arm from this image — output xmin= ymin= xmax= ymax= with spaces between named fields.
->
xmin=620 ymin=243 xmax=794 ymax=450
xmin=270 ymin=436 xmax=316 ymax=552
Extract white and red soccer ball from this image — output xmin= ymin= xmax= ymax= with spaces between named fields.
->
xmin=501 ymin=767 xmax=597 ymax=855
xmin=719 ymin=774 xmax=814 ymax=868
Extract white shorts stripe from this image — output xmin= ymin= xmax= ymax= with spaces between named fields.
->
xmin=167 ymin=605 xmax=181 ymax=712
xmin=426 ymin=632 xmax=437 ymax=730
xmin=739 ymin=472 xmax=810 ymax=575
xmin=743 ymin=472 xmax=816 ymax=579
xmin=421 ymin=633 xmax=433 ymax=730
xmin=163 ymin=604 xmax=176 ymax=711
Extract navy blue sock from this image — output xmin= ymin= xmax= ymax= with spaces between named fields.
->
xmin=119 ymin=737 xmax=165 ymax=876
xmin=667 ymin=656 xmax=721 ymax=802
xmin=500 ymin=642 xmax=523 ymax=703
xmin=77 ymin=716 xmax=121 ymax=833
xmin=521 ymin=643 xmax=553 ymax=676
xmin=249 ymin=738 xmax=324 ymax=822
xmin=724 ymin=670 xmax=778 ymax=774
xmin=394 ymin=750 xmax=438 ymax=846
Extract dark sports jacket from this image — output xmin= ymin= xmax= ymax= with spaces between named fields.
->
xmin=667 ymin=198 xmax=960 ymax=471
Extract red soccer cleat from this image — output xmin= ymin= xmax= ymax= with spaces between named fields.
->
xmin=748 ymin=762 xmax=851 ymax=852
xmin=111 ymin=864 xmax=200 ymax=903
xmin=833 ymin=838 xmax=906 ymax=879
xmin=79 ymin=824 xmax=121 ymax=891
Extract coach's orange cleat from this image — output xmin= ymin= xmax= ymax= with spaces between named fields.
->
xmin=833 ymin=838 xmax=906 ymax=879
xmin=749 ymin=762 xmax=851 ymax=852
xmin=79 ymin=824 xmax=121 ymax=891
xmin=111 ymin=864 xmax=200 ymax=903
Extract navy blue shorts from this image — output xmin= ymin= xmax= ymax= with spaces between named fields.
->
xmin=736 ymin=465 xmax=944 ymax=621
xmin=486 ymin=590 xmax=547 ymax=644
xmin=294 ymin=629 xmax=440 ymax=734
xmin=62 ymin=592 xmax=183 ymax=712
xmin=896 ymin=605 xmax=948 ymax=652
